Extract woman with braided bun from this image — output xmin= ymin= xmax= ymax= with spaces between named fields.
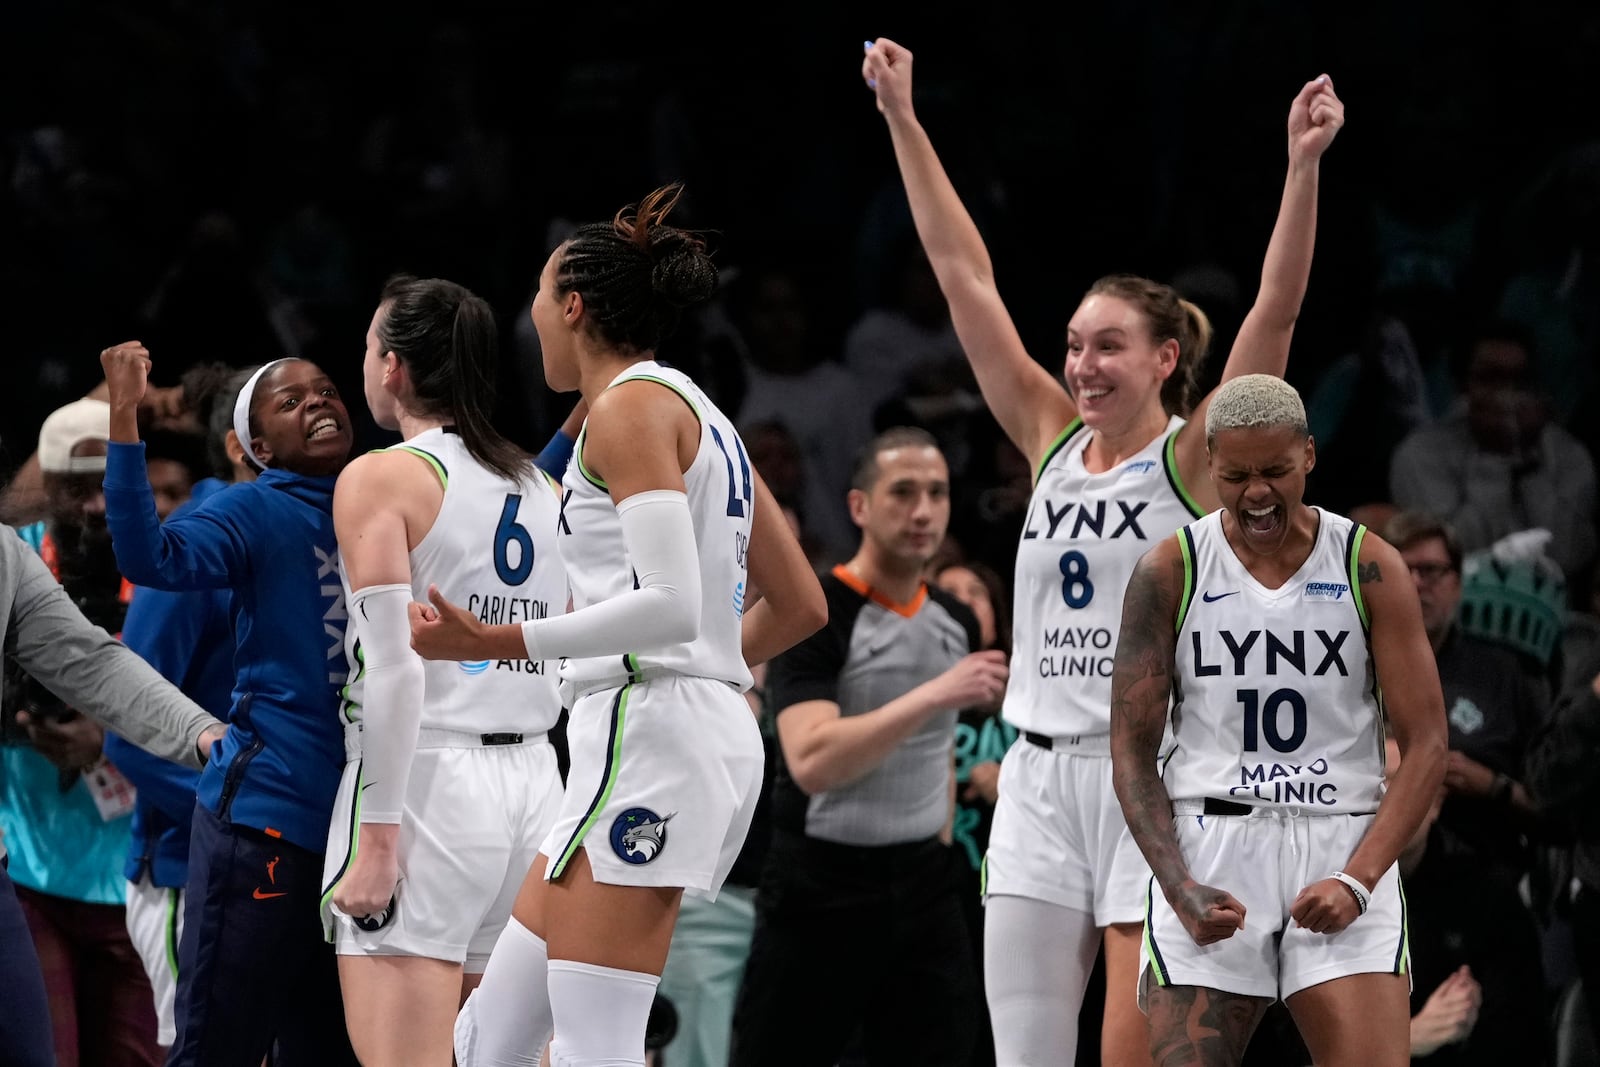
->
xmin=410 ymin=184 xmax=825 ymax=1067
xmin=863 ymin=36 xmax=1345 ymax=1065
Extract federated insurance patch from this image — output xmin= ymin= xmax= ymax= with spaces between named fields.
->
xmin=610 ymin=807 xmax=674 ymax=865
xmin=1303 ymin=581 xmax=1350 ymax=602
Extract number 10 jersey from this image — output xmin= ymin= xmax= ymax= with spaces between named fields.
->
xmin=1166 ymin=507 xmax=1384 ymax=814
xmin=1004 ymin=415 xmax=1200 ymax=738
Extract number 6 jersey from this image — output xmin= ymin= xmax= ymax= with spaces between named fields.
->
xmin=338 ymin=427 xmax=568 ymax=737
xmin=558 ymin=360 xmax=755 ymax=694
xmin=1165 ymin=506 xmax=1384 ymax=814
xmin=1005 ymin=415 xmax=1201 ymax=738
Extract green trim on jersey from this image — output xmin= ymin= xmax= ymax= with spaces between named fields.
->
xmin=1162 ymin=431 xmax=1205 ymax=518
xmin=1143 ymin=878 xmax=1171 ymax=987
xmin=1346 ymin=524 xmax=1371 ymax=632
xmin=339 ymin=639 xmax=365 ymax=723
xmin=387 ymin=445 xmax=448 ymax=489
xmin=1393 ymin=877 xmax=1411 ymax=976
xmin=319 ymin=764 xmax=364 ymax=937
xmin=623 ymin=374 xmax=704 ymax=424
xmin=1175 ymin=525 xmax=1198 ymax=634
xmin=979 ymin=854 xmax=989 ymax=898
xmin=1033 ymin=418 xmax=1085 ymax=487
xmin=574 ymin=428 xmax=608 ymax=490
xmin=164 ymin=888 xmax=181 ymax=978
xmin=551 ymin=685 xmax=633 ymax=878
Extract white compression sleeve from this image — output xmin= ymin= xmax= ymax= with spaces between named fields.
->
xmin=350 ymin=583 xmax=426 ymax=823
xmin=521 ymin=490 xmax=701 ymax=661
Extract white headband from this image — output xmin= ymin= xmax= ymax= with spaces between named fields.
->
xmin=232 ymin=358 xmax=296 ymax=471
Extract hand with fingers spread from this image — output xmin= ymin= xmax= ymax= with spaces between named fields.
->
xmin=862 ymin=37 xmax=915 ymax=118
xmin=407 ymin=584 xmax=486 ymax=661
xmin=1289 ymin=874 xmax=1364 ymax=935
xmin=1170 ymin=879 xmax=1247 ymax=946
xmin=1288 ymin=74 xmax=1345 ymax=163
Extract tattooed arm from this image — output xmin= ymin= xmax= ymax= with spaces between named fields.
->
xmin=1289 ymin=532 xmax=1448 ymax=934
xmin=1112 ymin=538 xmax=1247 ymax=946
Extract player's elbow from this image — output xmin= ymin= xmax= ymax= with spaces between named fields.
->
xmin=792 ymin=584 xmax=828 ymax=641
xmin=657 ymin=591 xmax=701 ymax=645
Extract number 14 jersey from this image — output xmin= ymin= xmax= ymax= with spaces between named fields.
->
xmin=1166 ymin=507 xmax=1384 ymax=814
xmin=1005 ymin=415 xmax=1200 ymax=738
xmin=558 ymin=361 xmax=754 ymax=693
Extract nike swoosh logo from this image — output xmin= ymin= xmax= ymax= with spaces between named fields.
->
xmin=252 ymin=888 xmax=288 ymax=900
xmin=1202 ymin=591 xmax=1239 ymax=603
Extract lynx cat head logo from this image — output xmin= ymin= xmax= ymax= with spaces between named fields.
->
xmin=610 ymin=808 xmax=675 ymax=864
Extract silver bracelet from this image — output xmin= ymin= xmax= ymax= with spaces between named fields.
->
xmin=1330 ymin=871 xmax=1370 ymax=915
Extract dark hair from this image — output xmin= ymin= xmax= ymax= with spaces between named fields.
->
xmin=208 ymin=366 xmax=258 ymax=480
xmin=143 ymin=428 xmax=209 ymax=485
xmin=555 ymin=183 xmax=718 ymax=355
xmin=1083 ymin=274 xmax=1214 ymax=416
xmin=935 ymin=558 xmax=1014 ymax=654
xmin=1460 ymin=318 xmax=1539 ymax=386
xmin=850 ymin=426 xmax=942 ymax=492
xmin=377 ymin=274 xmax=531 ymax=483
xmin=1383 ymin=510 xmax=1463 ymax=574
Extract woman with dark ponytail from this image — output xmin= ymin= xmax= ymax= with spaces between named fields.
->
xmin=865 ymin=38 xmax=1345 ymax=1066
xmin=319 ymin=274 xmax=572 ymax=1065
xmin=409 ymin=185 xmax=826 ymax=1067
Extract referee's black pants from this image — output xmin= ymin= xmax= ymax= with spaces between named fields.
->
xmin=731 ymin=831 xmax=979 ymax=1067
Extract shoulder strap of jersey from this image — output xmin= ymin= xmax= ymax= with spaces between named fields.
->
xmin=379 ymin=444 xmax=448 ymax=490
xmin=1033 ymin=417 xmax=1085 ymax=486
xmin=1161 ymin=428 xmax=1205 ymax=519
xmin=1175 ymin=523 xmax=1200 ymax=633
xmin=1343 ymin=521 xmax=1371 ymax=634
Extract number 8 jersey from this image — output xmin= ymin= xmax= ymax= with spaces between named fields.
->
xmin=558 ymin=360 xmax=755 ymax=693
xmin=1165 ymin=506 xmax=1384 ymax=814
xmin=1005 ymin=415 xmax=1201 ymax=738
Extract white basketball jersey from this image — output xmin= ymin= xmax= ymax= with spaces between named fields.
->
xmin=1004 ymin=415 xmax=1202 ymax=737
xmin=340 ymin=428 xmax=567 ymax=735
xmin=1165 ymin=507 xmax=1384 ymax=813
xmin=557 ymin=361 xmax=754 ymax=692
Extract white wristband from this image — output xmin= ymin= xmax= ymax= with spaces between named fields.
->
xmin=1330 ymin=871 xmax=1370 ymax=916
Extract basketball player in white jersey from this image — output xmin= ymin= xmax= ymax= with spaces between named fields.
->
xmin=320 ymin=275 xmax=570 ymax=1066
xmin=1110 ymin=375 xmax=1447 ymax=1066
xmin=863 ymin=36 xmax=1345 ymax=1065
xmin=409 ymin=185 xmax=826 ymax=1067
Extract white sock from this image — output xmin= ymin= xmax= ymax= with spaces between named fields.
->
xmin=455 ymin=919 xmax=553 ymax=1067
xmin=546 ymin=959 xmax=659 ymax=1067
xmin=984 ymin=894 xmax=1100 ymax=1066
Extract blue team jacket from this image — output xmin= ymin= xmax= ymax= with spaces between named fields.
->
xmin=105 ymin=443 xmax=346 ymax=852
xmin=107 ymin=477 xmax=238 ymax=887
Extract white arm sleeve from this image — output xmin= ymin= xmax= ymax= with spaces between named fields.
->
xmin=350 ymin=583 xmax=426 ymax=824
xmin=521 ymin=490 xmax=701 ymax=661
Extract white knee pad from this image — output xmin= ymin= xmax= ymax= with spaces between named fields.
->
xmin=546 ymin=959 xmax=659 ymax=1067
xmin=455 ymin=919 xmax=553 ymax=1067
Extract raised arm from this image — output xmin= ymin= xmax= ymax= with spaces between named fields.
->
xmin=863 ymin=38 xmax=1075 ymax=468
xmin=1176 ymin=76 xmax=1345 ymax=499
xmin=99 ymin=341 xmax=252 ymax=590
xmin=1111 ymin=538 xmax=1247 ymax=945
